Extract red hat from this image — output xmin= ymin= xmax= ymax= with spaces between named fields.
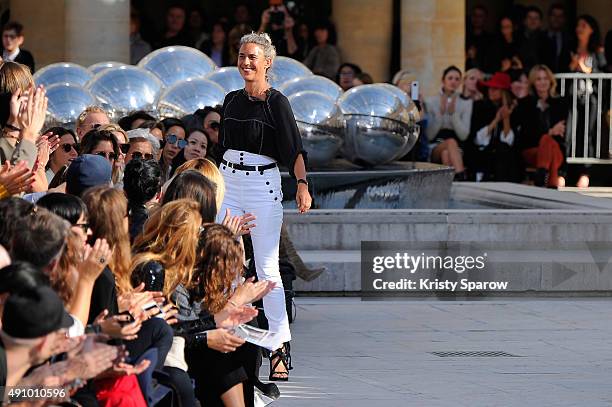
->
xmin=479 ymin=72 xmax=511 ymax=90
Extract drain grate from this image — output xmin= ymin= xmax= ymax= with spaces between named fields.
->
xmin=431 ymin=351 xmax=521 ymax=358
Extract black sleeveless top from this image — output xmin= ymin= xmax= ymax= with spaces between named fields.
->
xmin=219 ymin=88 xmax=307 ymax=178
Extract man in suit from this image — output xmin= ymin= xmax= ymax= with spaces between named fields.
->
xmin=1 ymin=21 xmax=35 ymax=73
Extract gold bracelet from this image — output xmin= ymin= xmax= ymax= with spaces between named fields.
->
xmin=0 ymin=184 xmax=9 ymax=199
xmin=227 ymin=299 xmax=240 ymax=308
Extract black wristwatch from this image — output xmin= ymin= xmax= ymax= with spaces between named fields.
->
xmin=297 ymin=178 xmax=308 ymax=186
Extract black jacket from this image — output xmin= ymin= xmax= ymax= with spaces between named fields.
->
xmin=8 ymin=49 xmax=35 ymax=73
xmin=514 ymin=95 xmax=568 ymax=151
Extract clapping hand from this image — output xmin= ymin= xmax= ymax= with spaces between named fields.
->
xmin=0 ymin=160 xmax=35 ymax=195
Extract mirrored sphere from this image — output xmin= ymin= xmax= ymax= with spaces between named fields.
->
xmin=338 ymin=84 xmax=405 ymax=120
xmin=88 ymin=61 xmax=127 ymax=75
xmin=157 ymin=78 xmax=226 ymax=119
xmin=205 ymin=67 xmax=243 ymax=94
xmin=377 ymin=83 xmax=421 ymax=158
xmin=34 ymin=63 xmax=93 ymax=88
xmin=288 ymin=91 xmax=344 ymax=167
xmin=279 ymin=75 xmax=343 ymax=100
xmin=269 ymin=56 xmax=312 ymax=88
xmin=86 ymin=66 xmax=163 ymax=117
xmin=138 ymin=46 xmax=216 ymax=87
xmin=45 ymin=83 xmax=96 ymax=128
xmin=338 ymin=84 xmax=417 ymax=166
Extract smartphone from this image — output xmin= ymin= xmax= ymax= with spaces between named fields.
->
xmin=411 ymin=81 xmax=419 ymax=101
xmin=143 ymin=301 xmax=166 ymax=319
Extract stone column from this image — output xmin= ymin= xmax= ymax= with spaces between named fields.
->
xmin=332 ymin=0 xmax=393 ymax=83
xmin=400 ymin=0 xmax=465 ymax=97
xmin=10 ymin=0 xmax=129 ymax=69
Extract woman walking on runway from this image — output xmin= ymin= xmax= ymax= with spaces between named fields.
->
xmin=219 ymin=32 xmax=312 ymax=381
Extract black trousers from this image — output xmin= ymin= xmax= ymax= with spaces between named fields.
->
xmin=125 ymin=317 xmax=174 ymax=370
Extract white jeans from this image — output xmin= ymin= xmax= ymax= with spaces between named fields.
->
xmin=220 ymin=149 xmax=291 ymax=344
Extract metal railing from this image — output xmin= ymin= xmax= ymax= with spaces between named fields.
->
xmin=556 ymin=73 xmax=612 ymax=164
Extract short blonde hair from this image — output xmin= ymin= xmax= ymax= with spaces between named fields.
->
xmin=175 ymin=158 xmax=225 ymax=211
xmin=528 ymin=64 xmax=557 ymax=97
xmin=76 ymin=106 xmax=108 ymax=129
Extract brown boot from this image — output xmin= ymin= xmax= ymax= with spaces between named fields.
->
xmin=280 ymin=224 xmax=327 ymax=282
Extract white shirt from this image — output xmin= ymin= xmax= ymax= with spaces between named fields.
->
xmin=2 ymin=48 xmax=19 ymax=62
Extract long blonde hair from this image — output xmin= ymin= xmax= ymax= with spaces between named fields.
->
xmin=82 ymin=185 xmax=132 ymax=294
xmin=174 ymin=158 xmax=225 ymax=210
xmin=131 ymin=199 xmax=202 ymax=299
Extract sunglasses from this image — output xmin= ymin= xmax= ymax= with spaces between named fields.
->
xmin=60 ymin=143 xmax=79 ymax=153
xmin=209 ymin=121 xmax=220 ymax=130
xmin=120 ymin=143 xmax=130 ymax=154
xmin=130 ymin=152 xmax=154 ymax=160
xmin=73 ymin=223 xmax=90 ymax=233
xmin=95 ymin=151 xmax=118 ymax=161
xmin=166 ymin=134 xmax=188 ymax=149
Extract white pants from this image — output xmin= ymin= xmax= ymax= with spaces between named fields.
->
xmin=220 ymin=149 xmax=291 ymax=344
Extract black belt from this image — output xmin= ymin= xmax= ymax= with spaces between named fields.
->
xmin=221 ymin=159 xmax=277 ymax=172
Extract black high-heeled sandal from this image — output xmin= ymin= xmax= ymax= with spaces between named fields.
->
xmin=268 ymin=342 xmax=292 ymax=381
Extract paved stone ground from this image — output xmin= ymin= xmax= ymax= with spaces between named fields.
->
xmin=259 ymin=297 xmax=612 ymax=407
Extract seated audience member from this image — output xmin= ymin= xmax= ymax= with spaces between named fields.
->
xmin=508 ymin=69 xmax=530 ymax=101
xmin=466 ymin=72 xmax=522 ymax=182
xmin=98 ymin=123 xmax=129 ymax=184
xmin=194 ymin=106 xmax=222 ymax=163
xmin=36 ymin=193 xmax=112 ymax=330
xmin=425 ymin=66 xmax=471 ymax=179
xmin=461 ymin=68 xmax=484 ymax=101
xmin=123 ymin=158 xmax=162 ymax=242
xmin=80 ymin=129 xmax=121 ymax=181
xmin=75 ymin=106 xmax=110 ymax=141
xmin=336 ymin=63 xmax=362 ymax=91
xmin=1 ymin=21 xmax=35 ymax=72
xmin=0 ymin=198 xmax=35 ymax=249
xmin=65 ymin=154 xmax=112 ymax=198
xmin=303 ymin=21 xmax=341 ymax=79
xmin=170 ymin=128 xmax=209 ymax=176
xmin=45 ymin=127 xmax=78 ymax=184
xmin=189 ymin=223 xmax=275 ymax=405
xmin=515 ymin=65 xmax=567 ymax=187
xmin=9 ymin=204 xmax=69 ymax=272
xmin=125 ymin=128 xmax=160 ymax=164
xmin=0 ymin=62 xmax=45 ymax=170
xmin=0 ymin=286 xmax=74 ymax=396
xmin=160 ymin=118 xmax=187 ymax=181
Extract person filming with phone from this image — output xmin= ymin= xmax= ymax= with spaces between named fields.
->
xmin=259 ymin=0 xmax=298 ymax=57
